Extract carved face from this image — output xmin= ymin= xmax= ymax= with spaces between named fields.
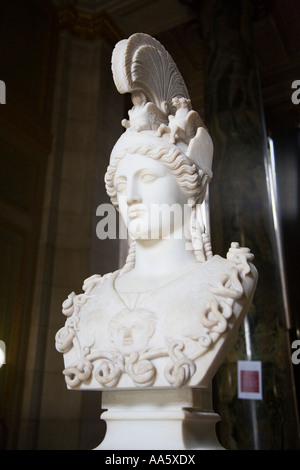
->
xmin=108 ymin=308 xmax=156 ymax=356
xmin=114 ymin=153 xmax=189 ymax=240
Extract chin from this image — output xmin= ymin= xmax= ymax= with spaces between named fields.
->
xmin=128 ymin=221 xmax=155 ymax=240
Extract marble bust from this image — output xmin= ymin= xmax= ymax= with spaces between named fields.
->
xmin=55 ymin=33 xmax=258 ymax=392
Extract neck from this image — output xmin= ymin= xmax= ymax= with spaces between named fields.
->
xmin=133 ymin=235 xmax=197 ymax=278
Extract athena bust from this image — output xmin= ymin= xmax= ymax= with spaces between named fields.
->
xmin=55 ymin=33 xmax=258 ymax=391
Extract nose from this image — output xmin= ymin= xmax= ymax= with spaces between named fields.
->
xmin=126 ymin=178 xmax=142 ymax=205
xmin=123 ymin=328 xmax=131 ymax=338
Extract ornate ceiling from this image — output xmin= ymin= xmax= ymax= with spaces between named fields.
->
xmin=54 ymin=0 xmax=300 ymax=133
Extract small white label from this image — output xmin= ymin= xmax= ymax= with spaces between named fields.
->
xmin=238 ymin=360 xmax=262 ymax=400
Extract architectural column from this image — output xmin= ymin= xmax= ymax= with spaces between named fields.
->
xmin=198 ymin=0 xmax=299 ymax=449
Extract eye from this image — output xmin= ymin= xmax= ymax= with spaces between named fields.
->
xmin=132 ymin=324 xmax=142 ymax=331
xmin=140 ymin=172 xmax=158 ymax=183
xmin=116 ymin=182 xmax=126 ymax=192
xmin=115 ymin=178 xmax=127 ymax=192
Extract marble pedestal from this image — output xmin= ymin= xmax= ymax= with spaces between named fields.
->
xmin=95 ymin=388 xmax=224 ymax=450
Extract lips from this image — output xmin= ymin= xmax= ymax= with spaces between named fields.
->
xmin=128 ymin=204 xmax=147 ymax=219
xmin=123 ymin=338 xmax=133 ymax=345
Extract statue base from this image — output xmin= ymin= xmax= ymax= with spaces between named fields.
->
xmin=95 ymin=388 xmax=224 ymax=450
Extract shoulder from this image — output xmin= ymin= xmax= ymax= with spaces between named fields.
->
xmin=190 ymin=248 xmax=258 ymax=296
xmin=84 ymin=269 xmax=121 ymax=294
xmin=190 ymin=254 xmax=232 ymax=277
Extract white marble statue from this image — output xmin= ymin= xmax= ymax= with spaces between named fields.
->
xmin=55 ymin=33 xmax=258 ymax=393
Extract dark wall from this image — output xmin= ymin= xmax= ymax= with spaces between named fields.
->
xmin=0 ymin=0 xmax=58 ymax=449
